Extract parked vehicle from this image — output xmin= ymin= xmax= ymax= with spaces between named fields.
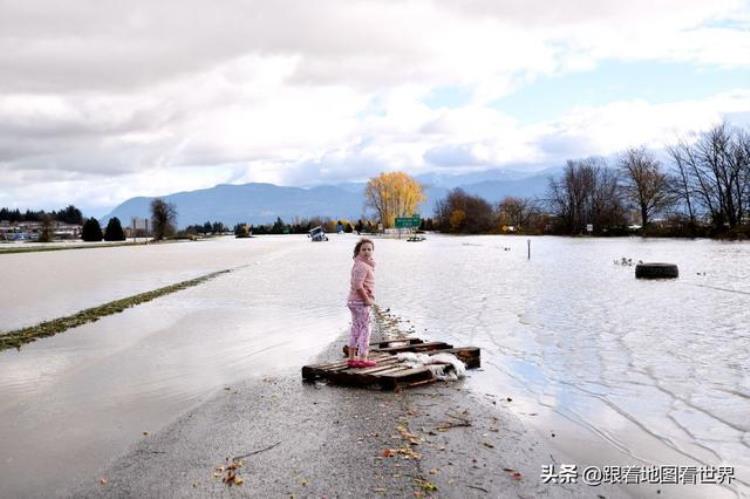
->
xmin=308 ymin=225 xmax=329 ymax=241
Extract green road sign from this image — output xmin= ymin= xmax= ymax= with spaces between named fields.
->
xmin=395 ymin=216 xmax=421 ymax=229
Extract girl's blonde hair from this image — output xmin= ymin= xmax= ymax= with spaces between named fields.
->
xmin=353 ymin=238 xmax=374 ymax=258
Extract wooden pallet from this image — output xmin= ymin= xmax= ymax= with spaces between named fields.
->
xmin=302 ymin=339 xmax=481 ymax=390
xmin=343 ymin=340 xmax=453 ymax=357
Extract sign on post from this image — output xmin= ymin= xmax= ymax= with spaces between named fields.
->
xmin=395 ymin=215 xmax=421 ymax=229
xmin=395 ymin=215 xmax=421 ymax=240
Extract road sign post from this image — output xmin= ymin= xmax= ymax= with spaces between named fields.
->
xmin=394 ymin=215 xmax=421 ymax=239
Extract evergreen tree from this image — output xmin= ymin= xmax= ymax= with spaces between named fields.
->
xmin=270 ymin=217 xmax=287 ymax=234
xmin=104 ymin=217 xmax=126 ymax=241
xmin=82 ymin=217 xmax=103 ymax=241
xmin=58 ymin=205 xmax=83 ymax=224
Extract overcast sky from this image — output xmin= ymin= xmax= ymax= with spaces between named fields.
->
xmin=2 ymin=0 xmax=750 ymax=216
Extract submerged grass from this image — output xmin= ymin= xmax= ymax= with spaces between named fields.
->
xmin=0 ymin=268 xmax=233 ymax=352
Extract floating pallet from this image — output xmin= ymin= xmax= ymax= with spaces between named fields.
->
xmin=303 ymin=339 xmax=481 ymax=390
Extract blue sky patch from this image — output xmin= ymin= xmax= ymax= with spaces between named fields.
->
xmin=424 ymin=85 xmax=473 ymax=109
xmin=491 ymin=60 xmax=750 ymax=124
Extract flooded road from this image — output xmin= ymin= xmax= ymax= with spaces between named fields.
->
xmin=1 ymin=235 xmax=748 ymax=497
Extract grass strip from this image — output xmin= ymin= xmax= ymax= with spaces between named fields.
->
xmin=0 ymin=268 xmax=233 ymax=352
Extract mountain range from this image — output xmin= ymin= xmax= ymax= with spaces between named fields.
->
xmin=101 ymin=166 xmax=560 ymax=227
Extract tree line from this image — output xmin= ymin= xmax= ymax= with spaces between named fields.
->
xmin=183 ymin=221 xmax=228 ymax=235
xmin=0 ymin=205 xmax=83 ymax=224
xmin=229 ymin=217 xmax=379 ymax=237
xmin=0 ymin=204 xmax=129 ymax=242
xmin=10 ymin=121 xmax=747 ymax=243
xmin=434 ymin=190 xmax=548 ymax=234
xmin=435 ymin=122 xmax=750 ymax=237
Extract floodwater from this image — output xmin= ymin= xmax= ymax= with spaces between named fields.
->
xmin=0 ymin=235 xmax=748 ymax=498
xmin=0 ymin=236 xmax=350 ymax=498
xmin=377 ymin=235 xmax=750 ymax=498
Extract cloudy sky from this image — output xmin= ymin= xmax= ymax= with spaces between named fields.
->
xmin=2 ymin=0 xmax=750 ymax=216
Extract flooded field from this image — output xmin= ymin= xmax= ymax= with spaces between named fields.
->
xmin=377 ymin=235 xmax=750 ymax=498
xmin=0 ymin=235 xmax=748 ymax=497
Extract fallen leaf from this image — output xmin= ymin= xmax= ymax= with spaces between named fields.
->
xmin=414 ymin=477 xmax=438 ymax=492
xmin=99 ymin=478 xmax=108 ymax=485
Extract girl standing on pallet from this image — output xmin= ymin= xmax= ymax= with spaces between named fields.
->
xmin=347 ymin=238 xmax=377 ymax=368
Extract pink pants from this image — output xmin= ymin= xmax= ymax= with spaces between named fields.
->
xmin=347 ymin=302 xmax=371 ymax=355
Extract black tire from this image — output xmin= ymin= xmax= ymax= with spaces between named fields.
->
xmin=635 ymin=262 xmax=679 ymax=279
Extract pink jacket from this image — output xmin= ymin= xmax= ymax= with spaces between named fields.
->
xmin=348 ymin=256 xmax=375 ymax=303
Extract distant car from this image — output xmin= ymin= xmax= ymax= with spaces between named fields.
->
xmin=308 ymin=226 xmax=329 ymax=241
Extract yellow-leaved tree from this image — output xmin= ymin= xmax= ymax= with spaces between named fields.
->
xmin=364 ymin=172 xmax=426 ymax=228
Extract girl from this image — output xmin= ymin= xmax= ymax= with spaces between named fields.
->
xmin=347 ymin=238 xmax=377 ymax=368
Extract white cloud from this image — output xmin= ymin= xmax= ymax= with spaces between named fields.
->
xmin=1 ymin=0 xmax=749 ymax=214
xmin=536 ymin=90 xmax=750 ymax=155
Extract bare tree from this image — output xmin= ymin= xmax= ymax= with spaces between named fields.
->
xmin=150 ymin=198 xmax=177 ymax=241
xmin=547 ymin=157 xmax=627 ymax=234
xmin=667 ymin=123 xmax=750 ymax=230
xmin=548 ymin=160 xmax=591 ymax=233
xmin=497 ymin=196 xmax=540 ymax=229
xmin=618 ymin=147 xmax=672 ymax=227
xmin=38 ymin=215 xmax=54 ymax=243
xmin=590 ymin=165 xmax=625 ymax=229
xmin=666 ymin=143 xmax=698 ymax=227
